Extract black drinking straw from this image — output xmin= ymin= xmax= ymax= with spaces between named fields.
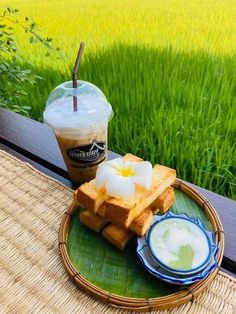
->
xmin=72 ymin=42 xmax=85 ymax=112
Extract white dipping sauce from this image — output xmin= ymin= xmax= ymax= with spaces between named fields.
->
xmin=149 ymin=218 xmax=210 ymax=270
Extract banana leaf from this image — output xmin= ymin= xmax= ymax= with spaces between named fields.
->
xmin=67 ymin=189 xmax=211 ymax=298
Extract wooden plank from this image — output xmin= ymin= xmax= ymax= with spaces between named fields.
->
xmin=220 ymin=268 xmax=236 ymax=278
xmin=188 ymin=183 xmax=236 ymax=273
xmin=0 ymin=108 xmax=235 ymax=273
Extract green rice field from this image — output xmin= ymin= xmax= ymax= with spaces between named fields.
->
xmin=1 ymin=0 xmax=236 ymax=199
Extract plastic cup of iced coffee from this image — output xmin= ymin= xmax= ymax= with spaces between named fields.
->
xmin=43 ymin=80 xmax=113 ymax=185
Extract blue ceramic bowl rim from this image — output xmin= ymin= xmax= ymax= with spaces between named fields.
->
xmin=147 ymin=215 xmax=212 ymax=274
xmin=136 ymin=243 xmax=218 ymax=285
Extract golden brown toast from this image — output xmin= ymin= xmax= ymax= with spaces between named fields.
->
xmin=105 ymin=165 xmax=176 ymax=228
xmin=96 ymin=187 xmax=174 ymax=218
xmin=129 ymin=187 xmax=175 ymax=236
xmin=129 ymin=207 xmax=153 ymax=236
xmin=76 ymin=180 xmax=108 ymax=213
xmin=152 ymin=186 xmax=175 ymax=213
xmin=79 ymin=210 xmax=107 ymax=233
xmin=76 ymin=153 xmax=143 ymax=212
xmin=151 ymin=207 xmax=160 ymax=215
xmin=80 ymin=186 xmax=175 ymax=249
xmin=96 ymin=203 xmax=106 ymax=217
xmin=122 ymin=153 xmax=143 ymax=162
xmin=102 ymin=224 xmax=134 ymax=251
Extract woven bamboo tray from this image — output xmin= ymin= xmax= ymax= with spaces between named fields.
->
xmin=59 ymin=179 xmax=224 ymax=312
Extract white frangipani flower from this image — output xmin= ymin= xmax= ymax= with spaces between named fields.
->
xmin=95 ymin=157 xmax=152 ymax=198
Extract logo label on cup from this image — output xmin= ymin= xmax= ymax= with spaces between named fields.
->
xmin=67 ymin=140 xmax=106 ymax=166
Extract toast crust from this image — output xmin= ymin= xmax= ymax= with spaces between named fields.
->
xmin=79 ymin=210 xmax=107 ymax=233
xmin=152 ymin=186 xmax=175 ymax=213
xmin=129 ymin=207 xmax=153 ymax=236
xmin=77 ymin=180 xmax=108 ymax=212
xmin=96 ymin=203 xmax=106 ymax=217
xmin=102 ymin=224 xmax=134 ymax=251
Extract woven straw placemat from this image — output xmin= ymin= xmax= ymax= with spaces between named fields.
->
xmin=0 ymin=149 xmax=235 ymax=314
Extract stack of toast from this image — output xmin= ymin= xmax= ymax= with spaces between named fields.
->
xmin=75 ymin=153 xmax=176 ymax=250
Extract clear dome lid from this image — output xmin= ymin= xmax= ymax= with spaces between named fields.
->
xmin=43 ymin=80 xmax=113 ymax=129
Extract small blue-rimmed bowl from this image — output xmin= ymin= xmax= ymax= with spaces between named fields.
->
xmin=136 ymin=212 xmax=218 ymax=285
xmin=147 ymin=213 xmax=212 ymax=275
xmin=137 ymin=239 xmax=218 ymax=285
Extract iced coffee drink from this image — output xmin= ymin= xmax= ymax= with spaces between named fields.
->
xmin=43 ymin=81 xmax=113 ymax=185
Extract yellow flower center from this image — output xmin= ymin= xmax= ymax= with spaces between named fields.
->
xmin=118 ymin=166 xmax=134 ymax=177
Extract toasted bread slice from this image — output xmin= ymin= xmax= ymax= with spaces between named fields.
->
xmin=97 ymin=187 xmax=174 ymax=218
xmin=152 ymin=196 xmax=174 ymax=214
xmin=128 ymin=188 xmax=175 ymax=236
xmin=76 ymin=180 xmax=108 ymax=213
xmin=102 ymin=224 xmax=134 ymax=251
xmin=79 ymin=210 xmax=107 ymax=233
xmin=129 ymin=207 xmax=153 ymax=236
xmin=105 ymin=165 xmax=176 ymax=228
xmin=152 ymin=207 xmax=160 ymax=214
xmin=96 ymin=203 xmax=106 ymax=217
xmin=76 ymin=153 xmax=143 ymax=212
xmin=122 ymin=153 xmax=143 ymax=162
xmin=152 ymin=186 xmax=175 ymax=213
